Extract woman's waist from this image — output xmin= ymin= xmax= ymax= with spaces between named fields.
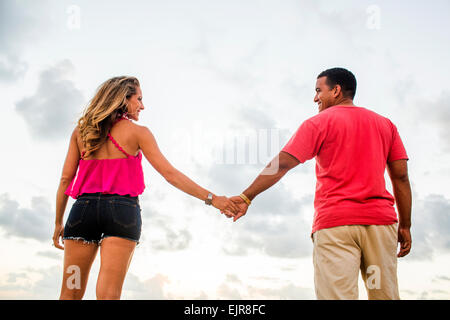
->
xmin=79 ymin=192 xmax=137 ymax=198
xmin=77 ymin=192 xmax=139 ymax=205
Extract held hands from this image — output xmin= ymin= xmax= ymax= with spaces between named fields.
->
xmin=217 ymin=194 xmax=250 ymax=222
xmin=211 ymin=195 xmax=240 ymax=219
xmin=211 ymin=194 xmax=250 ymax=220
xmin=229 ymin=195 xmax=249 ymax=222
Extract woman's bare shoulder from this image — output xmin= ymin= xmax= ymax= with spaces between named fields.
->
xmin=71 ymin=126 xmax=84 ymax=150
xmin=72 ymin=125 xmax=80 ymax=141
xmin=131 ymin=122 xmax=152 ymax=135
xmin=131 ymin=123 xmax=157 ymax=149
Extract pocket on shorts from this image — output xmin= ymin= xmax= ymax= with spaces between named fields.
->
xmin=66 ymin=199 xmax=90 ymax=228
xmin=110 ymin=200 xmax=141 ymax=228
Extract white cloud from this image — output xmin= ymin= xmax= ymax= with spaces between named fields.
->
xmin=0 ymin=54 xmax=28 ymax=82
xmin=148 ymin=217 xmax=193 ymax=252
xmin=122 ymin=273 xmax=170 ymax=299
xmin=15 ymin=60 xmax=84 ymax=140
xmin=0 ymin=0 xmax=51 ymax=82
xmin=0 ymin=266 xmax=61 ymax=299
xmin=214 ymin=273 xmax=315 ymax=299
xmin=421 ymin=92 xmax=450 ymax=152
xmin=0 ymin=193 xmax=53 ymax=242
xmin=409 ymin=194 xmax=450 ymax=260
xmin=222 ymin=211 xmax=313 ymax=259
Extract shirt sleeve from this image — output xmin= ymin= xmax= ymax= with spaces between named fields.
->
xmin=387 ymin=123 xmax=409 ymax=163
xmin=281 ymin=119 xmax=324 ymax=163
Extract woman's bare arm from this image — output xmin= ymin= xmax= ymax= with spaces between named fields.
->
xmin=53 ymin=127 xmax=81 ymax=249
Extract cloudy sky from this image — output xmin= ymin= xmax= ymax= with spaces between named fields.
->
xmin=1 ymin=0 xmax=450 ymax=300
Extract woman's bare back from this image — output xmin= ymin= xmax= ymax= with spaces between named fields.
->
xmin=76 ymin=119 xmax=140 ymax=160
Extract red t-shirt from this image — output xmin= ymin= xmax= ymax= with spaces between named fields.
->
xmin=282 ymin=105 xmax=409 ymax=234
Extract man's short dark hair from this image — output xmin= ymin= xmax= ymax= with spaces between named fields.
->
xmin=317 ymin=68 xmax=357 ymax=99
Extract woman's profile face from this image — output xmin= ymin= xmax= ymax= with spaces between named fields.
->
xmin=126 ymin=86 xmax=144 ymax=121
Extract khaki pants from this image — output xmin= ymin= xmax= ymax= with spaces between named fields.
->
xmin=312 ymin=224 xmax=400 ymax=300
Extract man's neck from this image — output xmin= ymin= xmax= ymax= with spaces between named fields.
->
xmin=333 ymin=98 xmax=354 ymax=107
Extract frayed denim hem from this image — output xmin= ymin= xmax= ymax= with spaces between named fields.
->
xmin=63 ymin=237 xmax=99 ymax=245
xmin=62 ymin=236 xmax=140 ymax=247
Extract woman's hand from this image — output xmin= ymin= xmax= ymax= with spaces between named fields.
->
xmin=212 ymin=195 xmax=240 ymax=218
xmin=229 ymin=196 xmax=249 ymax=222
xmin=52 ymin=223 xmax=65 ymax=250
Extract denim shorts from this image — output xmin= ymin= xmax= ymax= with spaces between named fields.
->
xmin=63 ymin=193 xmax=142 ymax=245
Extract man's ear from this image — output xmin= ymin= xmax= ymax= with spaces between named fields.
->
xmin=333 ymin=84 xmax=342 ymax=98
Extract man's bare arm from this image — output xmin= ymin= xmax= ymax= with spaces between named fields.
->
xmin=243 ymin=152 xmax=300 ymax=201
xmin=387 ymin=160 xmax=412 ymax=227
xmin=387 ymin=159 xmax=412 ymax=257
xmin=231 ymin=151 xmax=300 ymax=221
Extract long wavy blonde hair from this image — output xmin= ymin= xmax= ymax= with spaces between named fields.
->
xmin=78 ymin=76 xmax=140 ymax=158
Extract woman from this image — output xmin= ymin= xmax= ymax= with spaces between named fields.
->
xmin=53 ymin=76 xmax=239 ymax=300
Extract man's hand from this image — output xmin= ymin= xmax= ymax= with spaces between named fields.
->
xmin=212 ymin=195 xmax=239 ymax=218
xmin=229 ymin=196 xmax=249 ymax=222
xmin=397 ymin=225 xmax=412 ymax=257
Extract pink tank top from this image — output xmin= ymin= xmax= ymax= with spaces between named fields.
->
xmin=65 ymin=117 xmax=145 ymax=199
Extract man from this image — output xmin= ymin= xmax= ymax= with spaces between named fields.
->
xmin=230 ymin=67 xmax=412 ymax=300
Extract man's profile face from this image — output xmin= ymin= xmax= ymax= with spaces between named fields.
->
xmin=314 ymin=76 xmax=335 ymax=113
